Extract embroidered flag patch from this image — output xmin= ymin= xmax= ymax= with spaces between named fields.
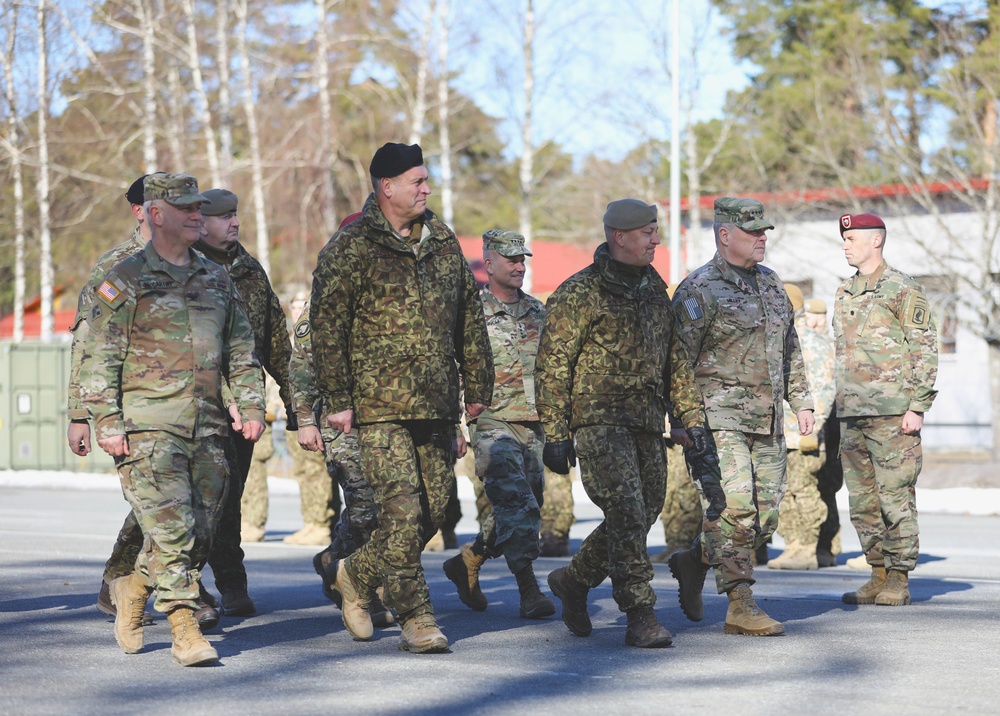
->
xmin=683 ymin=297 xmax=703 ymax=321
xmin=98 ymin=281 xmax=120 ymax=303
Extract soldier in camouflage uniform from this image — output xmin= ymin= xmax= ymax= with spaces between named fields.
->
xmin=835 ymin=213 xmax=938 ymax=607
xmin=241 ymin=377 xmax=283 ymax=542
xmin=769 ymin=286 xmax=835 ymax=571
xmin=82 ymin=173 xmax=265 ymax=667
xmin=193 ymin=188 xmax=295 ymax=618
xmin=537 ymin=199 xmax=718 ymax=649
xmin=442 ymin=229 xmax=556 ymax=620
xmin=310 ymin=143 xmax=493 ymax=653
xmin=538 ymin=466 xmax=575 ymax=556
xmin=669 ymin=197 xmax=814 ymax=637
xmin=650 ymin=440 xmax=703 ymax=562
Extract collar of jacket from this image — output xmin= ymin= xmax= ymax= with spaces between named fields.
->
xmin=481 ymin=284 xmax=534 ymax=319
xmin=360 ymin=193 xmax=453 ymax=257
xmin=193 ymin=239 xmax=238 ymax=267
xmin=711 ymin=252 xmax=762 ymax=294
xmin=143 ymin=239 xmax=209 ymax=276
xmin=593 ymin=242 xmax=652 ymax=298
xmin=847 ymin=258 xmax=888 ymax=296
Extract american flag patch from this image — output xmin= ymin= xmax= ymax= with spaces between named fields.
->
xmin=683 ymin=297 xmax=703 ymax=321
xmin=98 ymin=281 xmax=121 ymax=303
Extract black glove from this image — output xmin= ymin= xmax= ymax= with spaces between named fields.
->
xmin=684 ymin=427 xmax=727 ymax=521
xmin=543 ymin=440 xmax=576 ymax=475
xmin=686 ymin=425 xmax=714 ymax=460
xmin=285 ymin=410 xmax=298 ymax=433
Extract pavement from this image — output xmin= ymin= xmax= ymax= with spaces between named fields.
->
xmin=1 ymin=475 xmax=999 ymax=716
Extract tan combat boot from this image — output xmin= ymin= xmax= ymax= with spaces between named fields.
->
xmin=167 ymin=606 xmax=219 ymax=666
xmin=875 ymin=570 xmax=910 ymax=606
xmin=842 ymin=566 xmax=887 ymax=604
xmin=398 ymin=614 xmax=449 ymax=654
xmin=109 ymin=573 xmax=152 ymax=654
xmin=442 ymin=543 xmax=488 ymax=611
xmin=769 ymin=543 xmax=819 ymax=570
xmin=334 ymin=558 xmax=373 ymax=640
xmin=369 ymin=585 xmax=396 ymax=628
xmin=846 ymin=554 xmax=870 ymax=571
xmin=724 ymin=583 xmax=785 ymax=636
xmin=423 ymin=530 xmax=445 ymax=552
xmin=767 ymin=542 xmax=802 ymax=569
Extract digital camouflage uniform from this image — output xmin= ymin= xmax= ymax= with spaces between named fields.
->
xmin=656 ymin=440 xmax=702 ymax=556
xmin=81 ymin=241 xmax=264 ymax=613
xmin=777 ymin=319 xmax=835 ymax=549
xmin=68 ymin=228 xmax=148 ymax=585
xmin=536 ymin=242 xmax=706 ymax=613
xmin=468 ymin=284 xmax=546 ymax=573
xmin=310 ymin=194 xmax=493 ymax=625
xmin=195 ymin=240 xmax=293 ymax=599
xmin=834 ymin=259 xmax=938 ymax=573
xmin=288 ymin=299 xmax=371 ymax=559
xmin=673 ymin=252 xmax=812 ymax=593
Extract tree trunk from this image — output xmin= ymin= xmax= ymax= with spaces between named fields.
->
xmin=314 ymin=0 xmax=337 ymax=236
xmin=136 ymin=0 xmax=158 ymax=172
xmin=436 ymin=0 xmax=453 ymax=228
xmin=215 ymin=0 xmax=233 ymax=183
xmin=2 ymin=4 xmax=26 ymax=342
xmin=36 ymin=0 xmax=54 ymax=341
xmin=409 ymin=0 xmax=435 ymax=145
xmin=165 ymin=61 xmax=184 ymax=169
xmin=519 ymin=0 xmax=535 ymax=293
xmin=182 ymin=0 xmax=220 ymax=187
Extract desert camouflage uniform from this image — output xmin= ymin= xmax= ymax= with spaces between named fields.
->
xmin=288 ymin=300 xmax=369 ymax=558
xmin=673 ymin=252 xmax=812 ymax=593
xmin=536 ymin=243 xmax=706 ymax=613
xmin=81 ymin=241 xmax=264 ymax=613
xmin=834 ymin=260 xmax=938 ymax=572
xmin=241 ymin=378 xmax=283 ymax=533
xmin=310 ymin=194 xmax=493 ymax=624
xmin=540 ymin=466 xmax=575 ymax=539
xmin=68 ymin=228 xmax=148 ymax=585
xmin=196 ymin=240 xmax=293 ymax=598
xmin=777 ymin=320 xmax=835 ymax=546
xmin=468 ymin=285 xmax=546 ymax=573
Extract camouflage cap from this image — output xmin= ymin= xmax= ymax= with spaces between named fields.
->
xmin=200 ymin=188 xmax=238 ymax=216
xmin=143 ymin=172 xmax=210 ymax=207
xmin=603 ymin=199 xmax=657 ymax=231
xmin=804 ymin=298 xmax=827 ymax=314
xmin=483 ymin=229 xmax=532 ymax=257
xmin=714 ymin=197 xmax=774 ymax=231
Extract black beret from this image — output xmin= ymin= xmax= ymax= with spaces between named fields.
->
xmin=369 ymin=143 xmax=424 ymax=178
xmin=125 ymin=174 xmax=149 ymax=205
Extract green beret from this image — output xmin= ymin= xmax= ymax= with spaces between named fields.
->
xmin=143 ymin=172 xmax=209 ymax=207
xmin=714 ymin=197 xmax=774 ymax=231
xmin=603 ymin=199 xmax=658 ymax=231
xmin=201 ymin=189 xmax=239 ymax=216
xmin=483 ymin=229 xmax=531 ymax=257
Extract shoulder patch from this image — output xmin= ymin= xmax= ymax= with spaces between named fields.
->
xmin=97 ymin=280 xmax=125 ymax=307
xmin=294 ymin=320 xmax=310 ymax=339
xmin=683 ymin=296 xmax=703 ymax=321
xmin=904 ymin=293 xmax=930 ymax=329
xmin=91 ymin=303 xmax=103 ymax=321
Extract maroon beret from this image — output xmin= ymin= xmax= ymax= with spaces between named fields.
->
xmin=839 ymin=213 xmax=885 ymax=235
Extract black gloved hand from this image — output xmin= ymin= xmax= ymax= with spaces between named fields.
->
xmin=543 ymin=440 xmax=576 ymax=475
xmin=699 ymin=468 xmax=727 ymax=522
xmin=683 ymin=426 xmax=727 ymax=521
xmin=686 ymin=425 xmax=715 ymax=461
xmin=285 ymin=409 xmax=298 ymax=433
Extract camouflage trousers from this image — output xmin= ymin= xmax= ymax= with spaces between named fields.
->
xmin=344 ymin=420 xmax=455 ymax=623
xmin=287 ymin=429 xmax=339 ymax=531
xmin=462 ymin=449 xmax=493 ymax=527
xmin=700 ymin=430 xmax=786 ymax=594
xmin=115 ymin=431 xmax=228 ymax=613
xmin=241 ymin=422 xmax=274 ymax=532
xmin=102 ymin=510 xmax=143 ymax=585
xmin=776 ymin=449 xmax=828 ymax=546
xmin=658 ymin=442 xmax=702 ymax=554
xmin=540 ymin=466 xmax=575 ymax=538
xmin=841 ymin=416 xmax=922 ymax=572
xmin=207 ymin=429 xmax=255 ymax=594
xmin=325 ymin=430 xmax=375 ymax=560
xmin=470 ymin=418 xmax=544 ymax=574
xmin=566 ymin=426 xmax=666 ymax=613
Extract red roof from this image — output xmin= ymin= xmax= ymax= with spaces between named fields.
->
xmin=0 ymin=310 xmax=75 ymax=339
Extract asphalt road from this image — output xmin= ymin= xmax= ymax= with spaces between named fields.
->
xmin=1 ymin=482 xmax=998 ymax=716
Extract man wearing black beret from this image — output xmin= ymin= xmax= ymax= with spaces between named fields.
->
xmin=310 ymin=143 xmax=494 ymax=653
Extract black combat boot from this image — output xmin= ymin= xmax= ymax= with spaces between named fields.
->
xmin=624 ymin=606 xmax=673 ymax=648
xmin=547 ymin=566 xmax=591 ymax=636
xmin=514 ymin=564 xmax=556 ymax=619
xmin=668 ymin=539 xmax=710 ymax=622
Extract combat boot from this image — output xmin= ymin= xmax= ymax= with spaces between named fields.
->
xmin=442 ymin=528 xmax=458 ymax=550
xmin=846 ymin=554 xmax=870 ymax=571
xmin=816 ymin=548 xmax=837 ymax=568
xmin=538 ymin=533 xmax=570 ymax=558
xmin=724 ymin=583 xmax=784 ymax=636
xmin=98 ymin=580 xmax=153 ymax=625
xmin=668 ymin=546 xmax=709 ymax=622
xmin=842 ymin=566 xmax=887 ymax=605
xmin=369 ymin=585 xmax=396 ymax=628
xmin=875 ymin=570 xmax=911 ymax=606
xmin=220 ymin=587 xmax=256 ymax=617
xmin=109 ymin=573 xmax=152 ymax=654
xmin=514 ymin=564 xmax=556 ymax=619
xmin=334 ymin=559 xmax=373 ymax=640
xmin=398 ymin=614 xmax=449 ymax=654
xmin=194 ymin=582 xmax=221 ymax=631
xmin=768 ymin=543 xmax=819 ymax=571
xmin=167 ymin=606 xmax=219 ymax=666
xmin=312 ymin=548 xmax=342 ymax=607
xmin=443 ymin=543 xmax=488 ymax=611
xmin=547 ymin=566 xmax=592 ymax=636
xmin=624 ymin=607 xmax=673 ymax=648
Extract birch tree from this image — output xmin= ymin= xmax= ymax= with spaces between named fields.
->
xmin=436 ymin=0 xmax=454 ymax=227
xmin=408 ymin=0 xmax=435 ymax=145
xmin=314 ymin=0 xmax=338 ymax=236
xmin=36 ymin=0 xmax=54 ymax=341
xmin=215 ymin=0 xmax=233 ymax=183
xmin=519 ymin=0 xmax=535 ymax=291
xmin=2 ymin=4 xmax=26 ymax=342
xmin=181 ymin=0 xmax=219 ymax=186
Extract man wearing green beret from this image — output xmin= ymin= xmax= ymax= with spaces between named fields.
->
xmin=669 ymin=197 xmax=814 ymax=636
xmin=537 ymin=198 xmax=717 ymax=648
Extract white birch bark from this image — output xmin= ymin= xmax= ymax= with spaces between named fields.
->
xmin=409 ymin=0 xmax=435 ymax=145
xmin=436 ymin=0 xmax=453 ymax=228
xmin=315 ymin=0 xmax=337 ymax=236
xmin=519 ymin=0 xmax=535 ymax=293
xmin=2 ymin=4 xmax=26 ymax=342
xmin=215 ymin=0 xmax=233 ymax=183
xmin=181 ymin=0 xmax=219 ymax=186
xmin=36 ymin=0 xmax=54 ymax=341
xmin=136 ymin=0 xmax=157 ymax=171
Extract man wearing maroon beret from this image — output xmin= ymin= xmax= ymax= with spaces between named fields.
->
xmin=834 ymin=212 xmax=938 ymax=607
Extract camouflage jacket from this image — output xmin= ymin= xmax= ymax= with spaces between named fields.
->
xmin=833 ymin=260 xmax=938 ymax=417
xmin=673 ymin=252 xmax=812 ymax=436
xmin=475 ymin=284 xmax=545 ymax=424
xmin=783 ymin=320 xmax=834 ymax=449
xmin=81 ymin=241 xmax=265 ymax=440
xmin=536 ymin=242 xmax=706 ymax=443
xmin=195 ymin=241 xmax=293 ymax=412
xmin=310 ymin=193 xmax=493 ymax=424
xmin=287 ymin=298 xmax=325 ymax=431
xmin=67 ymin=228 xmax=146 ymax=420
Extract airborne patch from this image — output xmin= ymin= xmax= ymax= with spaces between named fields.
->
xmin=683 ymin=297 xmax=703 ymax=321
xmin=904 ymin=293 xmax=930 ymax=329
xmin=295 ymin=320 xmax=311 ymax=338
